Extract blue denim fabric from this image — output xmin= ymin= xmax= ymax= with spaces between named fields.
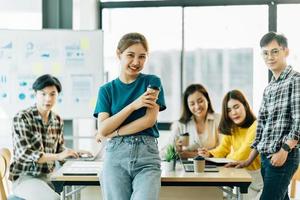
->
xmin=100 ymin=135 xmax=161 ymax=200
xmin=7 ymin=196 xmax=25 ymax=200
xmin=260 ymin=148 xmax=299 ymax=200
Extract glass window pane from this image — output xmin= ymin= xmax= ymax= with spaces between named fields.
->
xmin=184 ymin=6 xmax=268 ymax=113
xmin=102 ymin=7 xmax=182 ymax=121
xmin=278 ymin=5 xmax=300 ymax=72
xmin=0 ymin=0 xmax=42 ymax=30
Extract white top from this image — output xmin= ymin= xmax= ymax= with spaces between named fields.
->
xmin=161 ymin=113 xmax=221 ymax=159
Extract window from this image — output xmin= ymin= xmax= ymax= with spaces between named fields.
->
xmin=102 ymin=7 xmax=182 ymax=121
xmin=0 ymin=0 xmax=42 ymax=30
xmin=278 ymin=5 xmax=300 ymax=72
xmin=184 ymin=5 xmax=268 ymax=113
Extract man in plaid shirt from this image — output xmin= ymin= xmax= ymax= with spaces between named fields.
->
xmin=9 ymin=74 xmax=81 ymax=200
xmin=228 ymin=32 xmax=300 ymax=200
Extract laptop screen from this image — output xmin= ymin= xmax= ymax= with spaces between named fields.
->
xmin=65 ymin=142 xmax=105 ymax=161
xmin=178 ymin=153 xmax=194 ymax=172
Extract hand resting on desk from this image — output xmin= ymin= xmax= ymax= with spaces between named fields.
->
xmin=225 ymin=160 xmax=250 ymax=168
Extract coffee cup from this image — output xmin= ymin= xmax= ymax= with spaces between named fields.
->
xmin=179 ymin=132 xmax=189 ymax=146
xmin=147 ymin=85 xmax=160 ymax=99
xmin=193 ymin=156 xmax=205 ymax=173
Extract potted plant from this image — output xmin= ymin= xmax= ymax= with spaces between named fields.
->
xmin=164 ymin=144 xmax=178 ymax=171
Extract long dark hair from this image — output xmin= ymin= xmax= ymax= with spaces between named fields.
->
xmin=219 ymin=90 xmax=256 ymax=135
xmin=179 ymin=84 xmax=214 ymax=124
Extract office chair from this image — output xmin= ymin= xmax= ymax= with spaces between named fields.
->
xmin=291 ymin=165 xmax=300 ymax=198
xmin=0 ymin=148 xmax=24 ymax=200
xmin=0 ymin=148 xmax=11 ymax=200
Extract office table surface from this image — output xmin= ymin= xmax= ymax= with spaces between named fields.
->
xmin=51 ymin=161 xmax=252 ymax=199
xmin=51 ymin=161 xmax=252 ymax=183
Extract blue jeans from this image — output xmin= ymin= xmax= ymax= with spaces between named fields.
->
xmin=100 ymin=135 xmax=161 ymax=200
xmin=260 ymin=148 xmax=299 ymax=200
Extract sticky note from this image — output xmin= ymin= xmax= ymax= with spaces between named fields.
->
xmin=80 ymin=38 xmax=90 ymax=50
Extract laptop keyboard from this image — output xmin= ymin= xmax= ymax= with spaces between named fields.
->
xmin=185 ymin=164 xmax=194 ymax=171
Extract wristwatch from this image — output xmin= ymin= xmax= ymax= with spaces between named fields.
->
xmin=281 ymin=143 xmax=292 ymax=153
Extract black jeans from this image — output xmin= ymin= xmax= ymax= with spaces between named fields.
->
xmin=260 ymin=148 xmax=299 ymax=200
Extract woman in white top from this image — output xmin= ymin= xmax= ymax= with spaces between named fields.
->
xmin=163 ymin=84 xmax=221 ymax=159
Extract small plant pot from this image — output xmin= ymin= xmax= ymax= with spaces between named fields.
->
xmin=163 ymin=159 xmax=176 ymax=171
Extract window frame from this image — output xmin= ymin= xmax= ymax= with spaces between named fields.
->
xmin=99 ymin=0 xmax=300 ymax=128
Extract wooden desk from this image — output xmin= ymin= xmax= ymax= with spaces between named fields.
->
xmin=51 ymin=161 xmax=252 ymax=200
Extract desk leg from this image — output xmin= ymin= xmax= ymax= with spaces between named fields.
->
xmin=236 ymin=187 xmax=243 ymax=200
xmin=60 ymin=186 xmax=65 ymax=200
xmin=72 ymin=186 xmax=76 ymax=200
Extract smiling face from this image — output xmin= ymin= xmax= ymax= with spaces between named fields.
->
xmin=261 ymin=40 xmax=289 ymax=78
xmin=187 ymin=91 xmax=208 ymax=119
xmin=36 ymin=85 xmax=58 ymax=114
xmin=227 ymin=98 xmax=246 ymax=125
xmin=118 ymin=43 xmax=148 ymax=80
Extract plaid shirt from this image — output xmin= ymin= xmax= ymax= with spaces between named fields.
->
xmin=252 ymin=66 xmax=300 ymax=154
xmin=9 ymin=105 xmax=65 ymax=181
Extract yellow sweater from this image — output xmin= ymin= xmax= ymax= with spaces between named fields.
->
xmin=209 ymin=121 xmax=261 ymax=171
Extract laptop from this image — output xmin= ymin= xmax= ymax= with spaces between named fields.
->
xmin=65 ymin=145 xmax=104 ymax=161
xmin=178 ymin=154 xmax=219 ymax=173
xmin=180 ymin=159 xmax=194 ymax=172
xmin=62 ymin=166 xmax=99 ymax=176
xmin=62 ymin=161 xmax=101 ymax=176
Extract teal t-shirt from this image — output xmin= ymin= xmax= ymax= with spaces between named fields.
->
xmin=93 ymin=73 xmax=166 ymax=138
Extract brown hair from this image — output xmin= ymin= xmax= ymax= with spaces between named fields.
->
xmin=117 ymin=32 xmax=149 ymax=54
xmin=179 ymin=84 xmax=214 ymax=124
xmin=218 ymin=90 xmax=256 ymax=135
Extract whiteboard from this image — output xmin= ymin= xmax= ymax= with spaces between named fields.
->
xmin=0 ymin=29 xmax=103 ymax=119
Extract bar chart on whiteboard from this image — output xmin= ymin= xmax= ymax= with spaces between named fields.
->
xmin=0 ymin=29 xmax=103 ymax=119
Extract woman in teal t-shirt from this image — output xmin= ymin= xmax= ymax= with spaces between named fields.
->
xmin=94 ymin=32 xmax=166 ymax=200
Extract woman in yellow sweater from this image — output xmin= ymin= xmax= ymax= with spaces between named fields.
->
xmin=198 ymin=90 xmax=263 ymax=200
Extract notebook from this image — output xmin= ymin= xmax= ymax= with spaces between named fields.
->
xmin=204 ymin=157 xmax=235 ymax=166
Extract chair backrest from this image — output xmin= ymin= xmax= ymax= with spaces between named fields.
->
xmin=0 ymin=148 xmax=11 ymax=200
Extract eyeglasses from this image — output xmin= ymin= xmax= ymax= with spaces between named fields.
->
xmin=261 ymin=48 xmax=283 ymax=59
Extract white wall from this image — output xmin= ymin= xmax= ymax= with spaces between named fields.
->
xmin=0 ymin=0 xmax=42 ymax=149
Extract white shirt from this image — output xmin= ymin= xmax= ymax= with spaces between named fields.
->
xmin=169 ymin=113 xmax=221 ymax=151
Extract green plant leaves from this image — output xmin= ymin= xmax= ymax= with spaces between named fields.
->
xmin=165 ymin=144 xmax=178 ymax=162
